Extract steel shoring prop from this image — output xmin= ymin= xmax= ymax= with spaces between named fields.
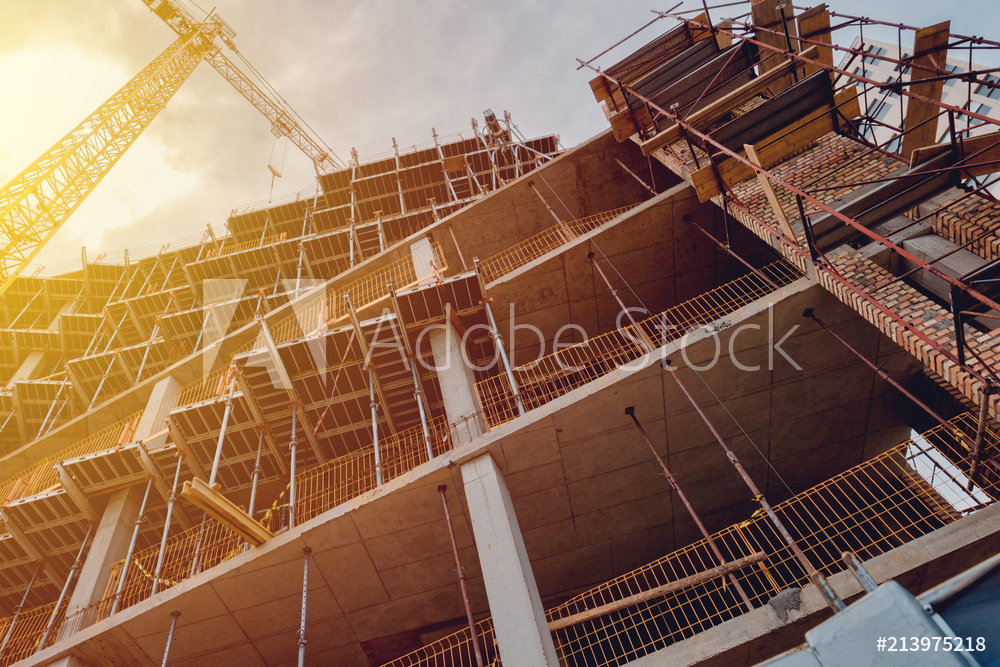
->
xmin=588 ymin=251 xmax=657 ymax=353
xmin=134 ymin=319 xmax=161 ymax=386
xmin=527 ymin=182 xmax=575 ymax=241
xmin=803 ymin=309 xmax=965 ymax=437
xmin=297 ymin=547 xmax=312 ymax=667
xmin=161 ymin=611 xmax=180 ymax=667
xmin=208 ymin=367 xmax=238 ymax=486
xmin=625 ymin=408 xmax=754 ymax=612
xmin=110 ymin=478 xmax=154 ymax=615
xmin=0 ymin=561 xmax=43 ymax=655
xmin=37 ymin=523 xmax=92 ymax=651
xmin=368 ymin=367 xmax=382 ymax=487
xmin=682 ymin=214 xmax=780 ymax=289
xmin=289 ymin=404 xmax=300 ymax=528
xmin=663 ymin=361 xmax=846 ymax=612
xmin=248 ymin=428 xmax=266 ymax=520
xmin=576 ymin=56 xmax=994 ymax=388
xmin=88 ymin=351 xmax=120 ymax=411
xmin=474 ymin=257 xmax=525 ymax=417
xmin=388 ymin=284 xmax=434 ymax=463
xmin=438 ymin=485 xmax=485 ymax=667
xmin=188 ymin=513 xmax=208 ymax=578
xmin=152 ymin=451 xmax=185 ymax=596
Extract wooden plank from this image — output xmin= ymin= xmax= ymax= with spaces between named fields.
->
xmin=752 ymin=0 xmax=799 ymax=93
xmin=910 ymin=130 xmax=1000 ymax=177
xmin=797 ymin=5 xmax=833 ymax=68
xmin=182 ymin=477 xmax=273 ymax=546
xmin=548 ymin=552 xmax=767 ymax=632
xmin=690 ymin=87 xmax=860 ymax=202
xmin=745 ymin=143 xmax=799 ymax=241
xmin=901 ymin=21 xmax=951 ymax=161
xmin=640 ymin=45 xmax=820 ymax=156
xmin=606 ymin=22 xmax=693 ymax=85
xmin=609 ymin=105 xmax=653 ymax=143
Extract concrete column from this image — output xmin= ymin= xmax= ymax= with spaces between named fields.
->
xmin=429 ymin=323 xmax=485 ymax=445
xmin=461 ymin=454 xmax=559 ymax=666
xmin=133 ymin=375 xmax=183 ymax=447
xmin=61 ymin=486 xmax=143 ymax=618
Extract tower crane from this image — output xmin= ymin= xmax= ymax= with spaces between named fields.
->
xmin=0 ymin=0 xmax=343 ymax=299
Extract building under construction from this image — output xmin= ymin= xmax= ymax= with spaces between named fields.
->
xmin=2 ymin=0 xmax=1000 ymax=665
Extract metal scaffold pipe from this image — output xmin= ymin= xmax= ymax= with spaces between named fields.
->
xmin=438 ymin=485 xmax=485 ymax=667
xmin=110 ymin=478 xmax=154 ymax=615
xmin=152 ymin=452 xmax=185 ymax=596
xmin=0 ymin=561 xmax=43 ymax=655
xmin=38 ymin=523 xmax=93 ymax=650
xmin=663 ymin=362 xmax=846 ymax=612
xmin=161 ymin=611 xmax=180 ymax=667
xmin=209 ymin=368 xmax=237 ymax=487
xmin=625 ymin=407 xmax=755 ymax=613
xmin=298 ymin=547 xmax=312 ymax=667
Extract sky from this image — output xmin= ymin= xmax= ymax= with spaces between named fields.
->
xmin=1 ymin=0 xmax=999 ymax=268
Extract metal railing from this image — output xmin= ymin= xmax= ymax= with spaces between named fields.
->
xmin=385 ymin=415 xmax=998 ymax=666
xmin=477 ymin=204 xmax=642 ymax=284
xmin=476 ymin=262 xmax=801 ymax=427
xmin=0 ymin=601 xmax=60 ymax=666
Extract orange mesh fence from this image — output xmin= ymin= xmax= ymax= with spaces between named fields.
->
xmin=476 ymin=262 xmax=800 ymax=427
xmin=385 ymin=416 xmax=998 ymax=666
xmin=478 ymin=204 xmax=642 ymax=284
xmin=0 ymin=601 xmax=59 ymax=666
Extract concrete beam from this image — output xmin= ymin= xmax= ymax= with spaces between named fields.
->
xmin=461 ymin=453 xmax=559 ymax=665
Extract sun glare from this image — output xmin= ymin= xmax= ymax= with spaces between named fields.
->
xmin=0 ymin=46 xmax=198 ymax=266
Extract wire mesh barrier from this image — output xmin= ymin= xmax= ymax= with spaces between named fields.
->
xmin=476 ymin=262 xmax=801 ymax=428
xmin=384 ymin=416 xmax=999 ymax=666
xmin=268 ymin=242 xmax=447 ymax=345
xmin=203 ymin=231 xmax=288 ymax=260
xmin=263 ymin=414 xmax=475 ymax=530
xmin=477 ymin=204 xmax=642 ymax=284
xmin=0 ymin=601 xmax=60 ymax=666
xmin=37 ymin=412 xmax=488 ymax=648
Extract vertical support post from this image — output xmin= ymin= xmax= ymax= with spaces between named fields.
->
xmin=297 ymin=547 xmax=312 ymax=667
xmin=188 ymin=513 xmax=208 ymax=578
xmin=161 ymin=611 xmax=180 ymax=667
xmin=625 ymin=408 xmax=754 ymax=612
xmin=88 ymin=352 xmax=119 ymax=410
xmin=588 ymin=252 xmax=656 ymax=353
xmin=134 ymin=321 xmax=160 ymax=386
xmin=110 ymin=478 xmax=154 ymax=615
xmin=447 ymin=224 xmax=469 ymax=272
xmin=0 ymin=562 xmax=43 ymax=655
xmin=411 ymin=364 xmax=434 ymax=463
xmin=369 ymin=367 xmax=382 ymax=485
xmin=376 ymin=212 xmax=386 ymax=253
xmin=438 ymin=485 xmax=485 ymax=667
xmin=527 ymin=182 xmax=574 ymax=240
xmin=152 ymin=452 xmax=184 ymax=596
xmin=248 ymin=428 xmax=265 ymax=519
xmin=664 ymin=363 xmax=845 ymax=612
xmin=480 ymin=294 xmax=525 ymax=417
xmin=37 ymin=525 xmax=93 ymax=651
xmin=209 ymin=370 xmax=236 ymax=487
xmin=349 ymin=218 xmax=357 ymax=267
xmin=289 ymin=405 xmax=298 ymax=529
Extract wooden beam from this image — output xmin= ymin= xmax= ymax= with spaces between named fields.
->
xmin=797 ymin=5 xmax=833 ymax=68
xmin=640 ymin=45 xmax=820 ymax=156
xmin=689 ymin=87 xmax=861 ymax=202
xmin=181 ymin=477 xmax=272 ymax=546
xmin=910 ymin=130 xmax=1000 ymax=177
xmin=901 ymin=21 xmax=951 ymax=161
xmin=548 ymin=552 xmax=767 ymax=632
xmin=745 ymin=143 xmax=799 ymax=242
xmin=752 ymin=0 xmax=799 ymax=93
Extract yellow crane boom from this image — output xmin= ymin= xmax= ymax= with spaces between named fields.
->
xmin=0 ymin=1 xmax=341 ymax=300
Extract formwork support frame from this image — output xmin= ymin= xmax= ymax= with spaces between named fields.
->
xmin=37 ymin=523 xmax=93 ymax=651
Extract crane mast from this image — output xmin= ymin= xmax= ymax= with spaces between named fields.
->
xmin=0 ymin=1 xmax=341 ymax=301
